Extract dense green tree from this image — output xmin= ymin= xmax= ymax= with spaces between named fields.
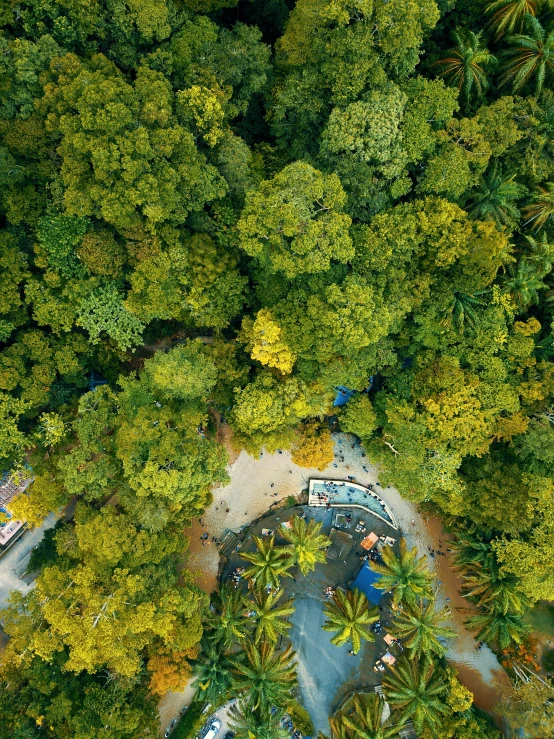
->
xmin=1 ymin=505 xmax=207 ymax=680
xmin=237 ymin=162 xmax=353 ymax=278
xmin=0 ymin=652 xmax=159 ymax=739
xmin=2 ymin=0 xmax=554 ymax=731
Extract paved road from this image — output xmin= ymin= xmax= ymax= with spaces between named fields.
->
xmin=0 ymin=512 xmax=57 ymax=610
xmin=289 ymin=594 xmax=367 ymax=736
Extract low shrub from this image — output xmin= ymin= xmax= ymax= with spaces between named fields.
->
xmin=287 ymin=700 xmax=314 ymax=735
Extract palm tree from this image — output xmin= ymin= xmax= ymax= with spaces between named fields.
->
xmin=383 ymin=656 xmax=447 ymax=734
xmin=370 ymin=539 xmax=434 ymax=607
xmin=500 ymin=258 xmax=547 ymax=309
xmin=466 ymin=165 xmax=525 ymax=227
xmin=465 ymin=609 xmax=530 ymax=648
xmin=281 ymin=515 xmax=331 ymax=575
xmin=523 ymin=182 xmax=554 ymax=231
xmin=329 ymin=693 xmax=398 ymax=739
xmin=439 ymin=291 xmax=486 ymax=334
xmin=206 ymin=586 xmax=249 ymax=647
xmin=391 ymin=599 xmax=456 ymax=658
xmin=461 ymin=567 xmax=530 ymax=615
xmin=322 ymin=587 xmax=379 ymax=654
xmin=500 ymin=16 xmax=554 ymax=94
xmin=520 ymin=232 xmax=554 ymax=275
xmin=451 ymin=533 xmax=496 ymax=573
xmin=435 ymin=31 xmax=497 ymax=105
xmin=241 ymin=535 xmax=294 ymax=589
xmin=229 ymin=702 xmax=289 ymax=739
xmin=195 ymin=638 xmax=237 ymax=704
xmin=232 ymin=641 xmax=297 ymax=712
xmin=486 ymin=0 xmax=537 ymax=39
xmin=245 ymin=586 xmax=295 ymax=645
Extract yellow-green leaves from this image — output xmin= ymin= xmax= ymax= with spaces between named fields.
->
xmin=41 ymin=55 xmax=226 ymax=233
xmin=238 ymin=162 xmax=353 ymax=277
xmin=240 ymin=308 xmax=296 ymax=374
xmin=177 ymin=85 xmax=226 ymax=147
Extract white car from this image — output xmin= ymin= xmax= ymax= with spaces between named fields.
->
xmin=204 ymin=719 xmax=222 ymax=739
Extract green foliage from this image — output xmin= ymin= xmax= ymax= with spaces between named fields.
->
xmin=370 ymin=539 xmax=434 ymax=607
xmin=391 ymin=599 xmax=456 ymax=657
xmin=435 ymin=31 xmax=497 ymax=106
xmin=170 ymin=701 xmax=207 ymax=739
xmin=232 ymin=641 xmax=297 ymax=713
xmin=383 ymin=656 xmax=447 ymax=734
xmin=339 ymin=395 xmax=378 ymax=441
xmin=77 ymin=283 xmax=145 ymax=351
xmin=238 ymin=161 xmax=353 ymax=277
xmin=287 ymin=701 xmax=315 ymax=736
xmin=322 ymin=587 xmax=379 ymax=654
xmin=3 ymin=0 xmax=554 ymax=731
xmin=241 ymin=534 xmax=294 ymax=589
xmin=280 ymin=514 xmax=331 ymax=575
xmin=330 ymin=693 xmax=397 ymax=739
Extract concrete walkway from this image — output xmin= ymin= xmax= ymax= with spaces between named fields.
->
xmin=0 ymin=512 xmax=57 ymax=610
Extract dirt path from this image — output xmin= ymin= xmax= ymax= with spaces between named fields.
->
xmin=159 ymin=430 xmax=507 ymax=730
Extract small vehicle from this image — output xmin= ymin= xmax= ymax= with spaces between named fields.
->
xmin=204 ymin=719 xmax=222 ymax=739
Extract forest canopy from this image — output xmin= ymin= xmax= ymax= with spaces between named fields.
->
xmin=1 ymin=0 xmax=554 ymax=735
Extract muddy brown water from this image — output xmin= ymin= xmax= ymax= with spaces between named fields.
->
xmin=424 ymin=516 xmax=508 ymax=715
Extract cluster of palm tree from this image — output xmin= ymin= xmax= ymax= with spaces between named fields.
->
xmin=329 ymin=657 xmax=452 ymax=737
xmin=196 ymin=584 xmax=298 ymax=734
xmin=194 ymin=515 xmax=331 ymax=736
xmin=432 ymin=2 xmax=554 ymax=322
xmin=323 ymin=540 xmax=460 ymax=737
xmin=436 ymin=1 xmax=554 ymax=101
xmin=241 ymin=514 xmax=331 ymax=587
xmin=452 ymin=532 xmax=531 ymax=648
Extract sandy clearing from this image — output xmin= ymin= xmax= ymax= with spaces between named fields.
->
xmin=159 ymin=430 xmax=506 ymax=732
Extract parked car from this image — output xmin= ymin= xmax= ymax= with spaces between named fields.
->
xmin=204 ymin=719 xmax=222 ymax=739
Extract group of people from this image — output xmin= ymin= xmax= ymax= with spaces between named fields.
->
xmin=315 ymin=480 xmax=346 ymax=505
xmin=199 ymin=532 xmax=219 ymax=546
xmin=227 ymin=567 xmax=246 ymax=588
